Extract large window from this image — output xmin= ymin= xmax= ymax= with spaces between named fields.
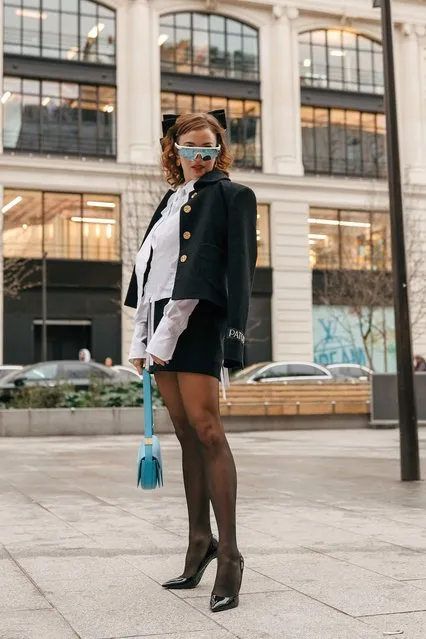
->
xmin=3 ymin=77 xmax=116 ymax=157
xmin=299 ymin=29 xmax=386 ymax=179
xmin=160 ymin=11 xmax=261 ymax=170
xmin=3 ymin=189 xmax=120 ymax=261
xmin=4 ymin=0 xmax=116 ymax=64
xmin=299 ymin=29 xmax=383 ymax=94
xmin=161 ymin=92 xmax=261 ymax=169
xmin=160 ymin=12 xmax=259 ymax=80
xmin=301 ymin=106 xmax=386 ymax=178
xmin=309 ymin=208 xmax=391 ymax=271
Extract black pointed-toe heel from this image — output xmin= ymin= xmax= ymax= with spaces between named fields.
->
xmin=162 ymin=537 xmax=218 ymax=590
xmin=210 ymin=555 xmax=244 ymax=613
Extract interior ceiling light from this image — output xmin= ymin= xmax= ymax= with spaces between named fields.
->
xmin=158 ymin=34 xmax=169 ymax=46
xmin=71 ymin=216 xmax=116 ymax=224
xmin=303 ymin=58 xmax=312 ymax=67
xmin=330 ymin=49 xmax=346 ymax=57
xmin=88 ymin=23 xmax=105 ymax=39
xmin=309 ymin=217 xmax=371 ymax=229
xmin=1 ymin=91 xmax=11 ymax=104
xmin=16 ymin=9 xmax=47 ymax=19
xmin=308 ymin=234 xmax=328 ymax=240
xmin=86 ymin=201 xmax=116 ymax=208
xmin=102 ymin=105 xmax=114 ymax=113
xmin=2 ymin=196 xmax=23 ymax=214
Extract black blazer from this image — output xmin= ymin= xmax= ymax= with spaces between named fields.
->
xmin=124 ymin=170 xmax=257 ymax=369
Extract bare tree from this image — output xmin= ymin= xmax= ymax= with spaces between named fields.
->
xmin=122 ymin=164 xmax=166 ymax=275
xmin=319 ymin=267 xmax=393 ymax=370
xmin=405 ymin=212 xmax=426 ymax=342
xmin=318 ymin=212 xmax=426 ymax=371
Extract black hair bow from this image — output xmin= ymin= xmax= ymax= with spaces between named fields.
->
xmin=161 ymin=109 xmax=227 ymax=137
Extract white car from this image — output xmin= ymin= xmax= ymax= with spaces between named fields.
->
xmin=231 ymin=361 xmax=333 ymax=384
xmin=327 ymin=364 xmax=372 ymax=381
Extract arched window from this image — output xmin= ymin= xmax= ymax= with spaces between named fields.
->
xmin=159 ymin=12 xmax=259 ymax=80
xmin=3 ymin=0 xmax=117 ymax=158
xmin=299 ymin=29 xmax=383 ymax=94
xmin=4 ymin=0 xmax=116 ymax=64
xmin=160 ymin=12 xmax=261 ymax=169
xmin=299 ymin=29 xmax=386 ymax=179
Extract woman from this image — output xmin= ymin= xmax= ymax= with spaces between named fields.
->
xmin=125 ymin=110 xmax=257 ymax=613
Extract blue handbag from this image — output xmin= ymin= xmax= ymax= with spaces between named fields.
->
xmin=137 ymin=369 xmax=164 ymax=490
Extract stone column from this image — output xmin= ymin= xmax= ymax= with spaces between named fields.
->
xmin=0 ymin=185 xmax=4 ymax=364
xmin=270 ymin=199 xmax=313 ymax=361
xmin=0 ymin=0 xmax=4 ymax=156
xmin=126 ymin=0 xmax=156 ymax=165
xmin=399 ymin=24 xmax=425 ymax=171
xmin=268 ymin=6 xmax=303 ymax=176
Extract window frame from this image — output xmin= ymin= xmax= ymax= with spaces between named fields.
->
xmin=3 ymin=76 xmax=117 ymax=158
xmin=161 ymin=90 xmax=262 ymax=170
xmin=299 ymin=29 xmax=384 ymax=95
xmin=3 ymin=188 xmax=121 ymax=262
xmin=3 ymin=0 xmax=117 ymax=66
xmin=159 ymin=11 xmax=260 ymax=82
xmin=309 ymin=207 xmax=391 ymax=272
xmin=301 ymin=105 xmax=386 ymax=179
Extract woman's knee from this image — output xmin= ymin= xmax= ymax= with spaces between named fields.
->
xmin=169 ymin=412 xmax=194 ymax=444
xmin=191 ymin=410 xmax=225 ymax=452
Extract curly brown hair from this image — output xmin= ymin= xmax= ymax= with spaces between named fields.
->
xmin=161 ymin=112 xmax=233 ymax=188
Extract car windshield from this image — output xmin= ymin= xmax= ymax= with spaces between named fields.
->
xmin=1 ymin=363 xmax=58 ymax=383
xmin=232 ymin=363 xmax=268 ymax=382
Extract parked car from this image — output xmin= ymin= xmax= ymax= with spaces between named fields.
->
xmin=0 ymin=360 xmax=119 ymax=402
xmin=327 ymin=364 xmax=372 ymax=381
xmin=0 ymin=365 xmax=23 ymax=380
xmin=113 ymin=365 xmax=141 ymax=382
xmin=231 ymin=361 xmax=333 ymax=384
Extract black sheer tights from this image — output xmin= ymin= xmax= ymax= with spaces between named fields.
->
xmin=154 ymin=372 xmax=212 ymax=577
xmin=154 ymin=371 xmax=241 ymax=597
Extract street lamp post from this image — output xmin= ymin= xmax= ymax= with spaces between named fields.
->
xmin=373 ymin=0 xmax=420 ymax=480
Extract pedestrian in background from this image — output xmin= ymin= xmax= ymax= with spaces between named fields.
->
xmin=104 ymin=357 xmax=113 ymax=367
xmin=414 ymin=355 xmax=426 ymax=371
xmin=125 ymin=110 xmax=257 ymax=613
xmin=78 ymin=348 xmax=91 ymax=362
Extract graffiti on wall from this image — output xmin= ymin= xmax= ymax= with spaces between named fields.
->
xmin=313 ymin=305 xmax=396 ymax=372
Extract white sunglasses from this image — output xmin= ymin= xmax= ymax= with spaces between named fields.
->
xmin=174 ymin=143 xmax=221 ymax=161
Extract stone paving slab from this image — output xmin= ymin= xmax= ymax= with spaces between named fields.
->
xmin=0 ymin=609 xmax=79 ymax=638
xmin=189 ymin=590 xmax=377 ymax=639
xmin=0 ymin=559 xmax=51 ymax=612
xmin=1 ymin=429 xmax=426 ymax=638
xmin=249 ymin=550 xmax=426 ymax=616
xmin=360 ymin=611 xmax=426 ymax=638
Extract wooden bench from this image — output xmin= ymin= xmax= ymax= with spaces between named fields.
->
xmin=219 ymin=383 xmax=370 ymax=417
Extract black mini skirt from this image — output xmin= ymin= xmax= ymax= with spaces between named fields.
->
xmin=149 ymin=299 xmax=226 ymax=380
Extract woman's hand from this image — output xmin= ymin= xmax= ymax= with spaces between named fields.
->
xmin=129 ymin=358 xmax=145 ymax=375
xmin=152 ymin=355 xmax=166 ymax=366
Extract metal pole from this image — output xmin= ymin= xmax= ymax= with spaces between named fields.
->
xmin=41 ymin=251 xmax=47 ymax=362
xmin=374 ymin=0 xmax=420 ymax=480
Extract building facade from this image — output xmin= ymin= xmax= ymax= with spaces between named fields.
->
xmin=1 ymin=0 xmax=426 ymax=368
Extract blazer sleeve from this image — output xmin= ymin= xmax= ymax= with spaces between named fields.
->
xmin=224 ymin=185 xmax=257 ymax=369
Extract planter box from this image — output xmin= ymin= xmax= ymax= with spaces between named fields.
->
xmin=0 ymin=407 xmax=368 ymax=436
xmin=0 ymin=407 xmax=173 ymax=437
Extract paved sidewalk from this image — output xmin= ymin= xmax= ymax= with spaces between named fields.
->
xmin=1 ymin=429 xmax=426 ymax=638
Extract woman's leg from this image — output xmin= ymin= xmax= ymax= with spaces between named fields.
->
xmin=177 ymin=372 xmax=241 ymax=597
xmin=154 ymin=371 xmax=213 ymax=577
